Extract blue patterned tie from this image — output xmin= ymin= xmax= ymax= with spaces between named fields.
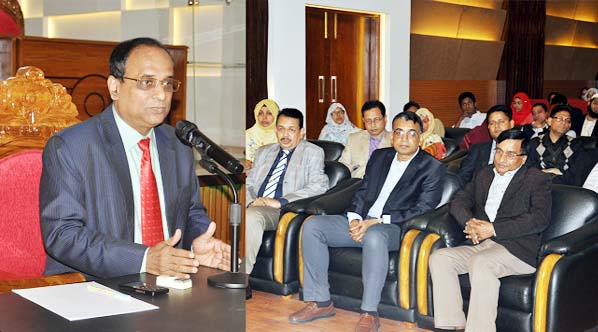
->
xmin=263 ymin=150 xmax=289 ymax=198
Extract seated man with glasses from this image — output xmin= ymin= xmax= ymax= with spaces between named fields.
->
xmin=289 ymin=112 xmax=445 ymax=332
xmin=527 ymin=105 xmax=582 ymax=177
xmin=429 ymin=129 xmax=551 ymax=332
xmin=339 ymin=100 xmax=392 ymax=178
xmin=40 ymin=37 xmax=230 ymax=279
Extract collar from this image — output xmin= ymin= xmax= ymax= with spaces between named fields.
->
xmin=112 ymin=105 xmax=155 ymax=150
xmin=395 ymin=148 xmax=420 ymax=164
xmin=493 ymin=164 xmax=523 ymax=178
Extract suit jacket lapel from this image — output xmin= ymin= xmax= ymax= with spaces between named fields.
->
xmin=374 ymin=148 xmax=396 ymax=196
xmin=100 ymin=108 xmax=134 ymax=240
xmin=478 ymin=166 xmax=494 ymax=214
xmin=385 ymin=150 xmax=424 ymax=204
xmin=156 ymin=126 xmax=177 ymax=236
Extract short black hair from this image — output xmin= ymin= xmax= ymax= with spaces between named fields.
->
xmin=277 ymin=108 xmax=304 ymax=129
xmin=458 ymin=92 xmax=476 ymax=105
xmin=547 ymin=91 xmax=559 ymax=102
xmin=110 ymin=37 xmax=173 ymax=79
xmin=550 ymin=105 xmax=572 ymax=118
xmin=403 ymin=101 xmax=420 ymax=112
xmin=550 ymin=93 xmax=568 ymax=106
xmin=497 ymin=129 xmax=529 ymax=155
xmin=361 ymin=100 xmax=386 ymax=117
xmin=532 ymin=102 xmax=547 ymax=112
xmin=392 ymin=111 xmax=423 ymax=133
xmin=487 ymin=104 xmax=512 ymax=120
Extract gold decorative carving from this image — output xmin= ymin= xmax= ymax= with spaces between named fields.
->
xmin=0 ymin=0 xmax=24 ymax=35
xmin=0 ymin=66 xmax=80 ymax=157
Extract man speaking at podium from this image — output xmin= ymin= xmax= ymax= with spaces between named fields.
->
xmin=40 ymin=37 xmax=230 ymax=279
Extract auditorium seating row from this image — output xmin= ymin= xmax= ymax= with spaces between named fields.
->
xmin=248 ymin=137 xmax=598 ymax=332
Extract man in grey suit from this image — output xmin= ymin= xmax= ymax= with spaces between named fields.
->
xmin=41 ymin=37 xmax=230 ymax=279
xmin=244 ymin=108 xmax=328 ymax=274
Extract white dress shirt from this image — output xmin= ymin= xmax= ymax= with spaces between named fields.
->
xmin=485 ymin=166 xmax=521 ymax=222
xmin=581 ymin=118 xmax=597 ymax=137
xmin=458 ymin=111 xmax=486 ymax=129
xmin=583 ymin=162 xmax=598 ymax=194
xmin=113 ymin=106 xmax=170 ymax=272
xmin=347 ymin=150 xmax=419 ymax=224
xmin=488 ymin=140 xmax=497 ymax=164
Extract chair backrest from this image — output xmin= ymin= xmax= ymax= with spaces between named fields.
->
xmin=542 ymin=184 xmax=598 ymax=243
xmin=444 ymin=127 xmax=470 ymax=144
xmin=0 ymin=150 xmax=46 ymax=278
xmin=442 ymin=137 xmax=458 ymax=157
xmin=438 ymin=172 xmax=461 ymax=207
xmin=0 ymin=0 xmax=23 ymax=36
xmin=308 ymin=139 xmax=345 ymax=161
xmin=324 ymin=160 xmax=351 ymax=188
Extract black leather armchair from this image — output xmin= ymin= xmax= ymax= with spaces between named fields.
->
xmin=307 ymin=139 xmax=345 ymax=161
xmin=441 ymin=137 xmax=467 ymax=173
xmin=249 ymin=139 xmax=353 ymax=295
xmin=444 ymin=127 xmax=471 ymax=145
xmin=296 ymin=173 xmax=462 ymax=322
xmin=412 ymin=185 xmax=598 ymax=332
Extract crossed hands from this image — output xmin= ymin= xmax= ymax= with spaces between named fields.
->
xmin=146 ymin=222 xmax=231 ymax=279
xmin=349 ymin=219 xmax=378 ymax=243
xmin=463 ymin=218 xmax=495 ymax=245
xmin=251 ymin=197 xmax=281 ymax=209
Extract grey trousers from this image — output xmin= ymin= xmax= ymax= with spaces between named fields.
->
xmin=244 ymin=205 xmax=281 ymax=274
xmin=429 ymin=240 xmax=536 ymax=332
xmin=301 ymin=214 xmax=402 ymax=312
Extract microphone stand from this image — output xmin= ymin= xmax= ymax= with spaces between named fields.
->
xmin=197 ymin=155 xmax=248 ymax=290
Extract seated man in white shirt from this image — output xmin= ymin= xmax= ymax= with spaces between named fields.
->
xmin=454 ymin=91 xmax=486 ymax=129
xmin=288 ymin=112 xmax=446 ymax=332
xmin=429 ymin=129 xmax=551 ymax=332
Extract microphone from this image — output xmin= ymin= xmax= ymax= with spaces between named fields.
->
xmin=176 ymin=120 xmax=244 ymax=174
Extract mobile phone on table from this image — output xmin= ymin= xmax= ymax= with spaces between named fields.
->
xmin=119 ymin=281 xmax=169 ymax=296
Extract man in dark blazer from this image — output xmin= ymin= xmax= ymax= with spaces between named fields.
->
xmin=429 ymin=130 xmax=551 ymax=332
xmin=41 ymin=38 xmax=230 ymax=279
xmin=289 ymin=112 xmax=445 ymax=332
xmin=457 ymin=105 xmax=514 ymax=187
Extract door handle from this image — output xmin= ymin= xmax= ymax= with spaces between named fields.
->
xmin=324 ymin=12 xmax=328 ymax=39
xmin=330 ymin=76 xmax=337 ymax=102
xmin=318 ymin=75 xmax=325 ymax=103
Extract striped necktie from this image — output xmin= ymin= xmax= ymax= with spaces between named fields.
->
xmin=138 ymin=138 xmax=164 ymax=246
xmin=263 ymin=150 xmax=289 ymax=198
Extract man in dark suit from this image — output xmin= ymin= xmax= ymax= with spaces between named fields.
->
xmin=580 ymin=93 xmax=598 ymax=137
xmin=41 ymin=38 xmax=230 ymax=279
xmin=457 ymin=105 xmax=514 ymax=186
xmin=289 ymin=112 xmax=446 ymax=332
xmin=429 ymin=130 xmax=551 ymax=332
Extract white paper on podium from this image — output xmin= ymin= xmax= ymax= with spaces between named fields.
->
xmin=13 ymin=281 xmax=158 ymax=321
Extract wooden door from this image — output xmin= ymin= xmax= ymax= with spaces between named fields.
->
xmin=305 ymin=7 xmax=380 ymax=139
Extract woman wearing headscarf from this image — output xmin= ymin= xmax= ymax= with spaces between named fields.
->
xmin=246 ymin=99 xmax=280 ymax=169
xmin=511 ymin=92 xmax=533 ymax=125
xmin=318 ymin=102 xmax=361 ymax=144
xmin=416 ymin=108 xmax=446 ymax=160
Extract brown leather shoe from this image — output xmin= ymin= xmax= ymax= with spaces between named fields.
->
xmin=354 ymin=313 xmax=380 ymax=332
xmin=288 ymin=302 xmax=335 ymax=324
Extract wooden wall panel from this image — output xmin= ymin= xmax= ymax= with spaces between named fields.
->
xmin=543 ymin=80 xmax=598 ymax=100
xmin=545 ymin=45 xmax=598 ymax=80
xmin=409 ymin=80 xmax=504 ymax=126
xmin=11 ymin=36 xmax=187 ymax=126
xmin=199 ymin=182 xmax=246 ymax=256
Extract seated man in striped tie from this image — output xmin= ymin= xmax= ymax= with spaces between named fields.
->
xmin=244 ymin=108 xmax=329 ymax=274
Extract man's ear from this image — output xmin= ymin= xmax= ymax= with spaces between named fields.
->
xmin=547 ymin=117 xmax=552 ymax=127
xmin=300 ymin=127 xmax=306 ymax=139
xmin=107 ymin=75 xmax=121 ymax=100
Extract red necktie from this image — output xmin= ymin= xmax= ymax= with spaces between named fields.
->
xmin=138 ymin=138 xmax=164 ymax=246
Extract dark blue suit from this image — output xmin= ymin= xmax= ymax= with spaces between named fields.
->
xmin=40 ymin=107 xmax=210 ymax=279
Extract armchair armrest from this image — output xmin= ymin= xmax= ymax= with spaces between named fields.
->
xmin=303 ymin=179 xmax=362 ymax=215
xmin=424 ymin=207 xmax=466 ymax=248
xmin=539 ymin=219 xmax=598 ymax=258
xmin=282 ymin=178 xmax=360 ymax=214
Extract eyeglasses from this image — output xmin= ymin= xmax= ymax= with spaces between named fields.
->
xmin=551 ymin=116 xmax=571 ymax=124
xmin=122 ymin=76 xmax=181 ymax=92
xmin=495 ymin=149 xmax=525 ymax=161
xmin=331 ymin=110 xmax=345 ymax=116
xmin=393 ymin=128 xmax=419 ymax=139
xmin=364 ymin=117 xmax=383 ymax=125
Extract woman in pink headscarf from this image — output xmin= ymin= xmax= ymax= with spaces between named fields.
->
xmin=511 ymin=92 xmax=533 ymax=125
